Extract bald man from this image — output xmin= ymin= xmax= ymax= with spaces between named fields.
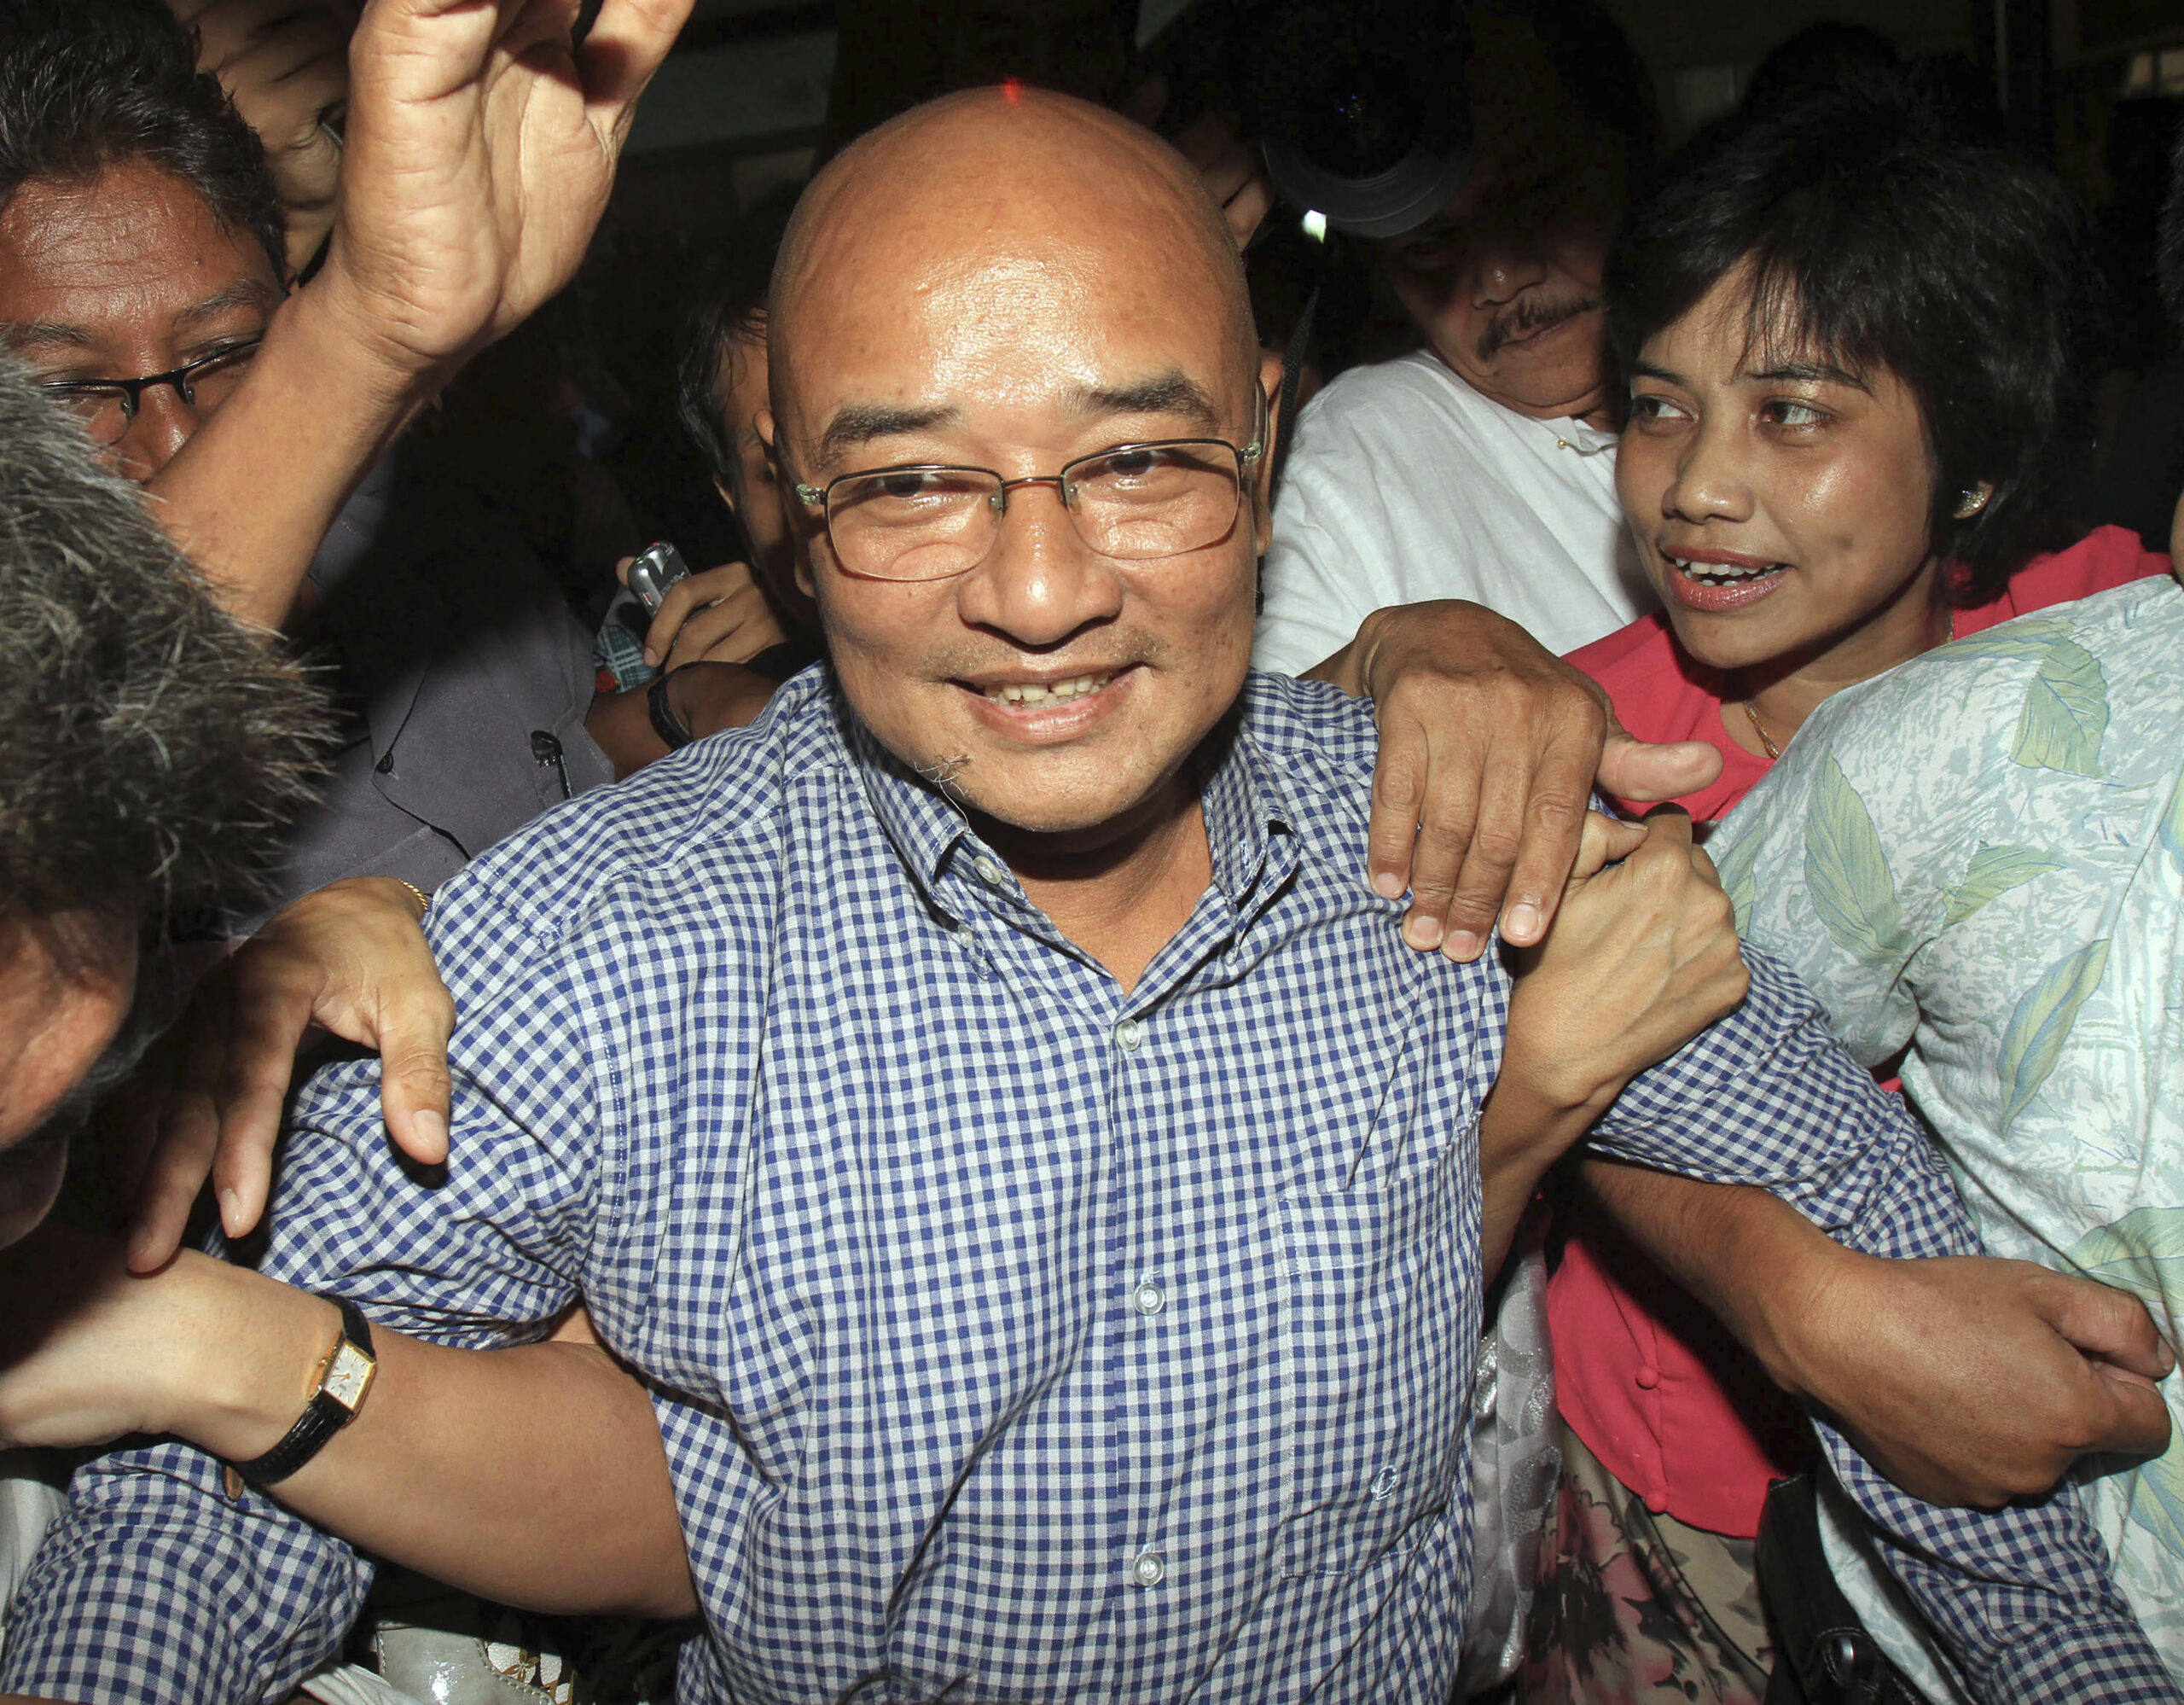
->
xmin=3 ymin=90 xmax=2175 ymax=1705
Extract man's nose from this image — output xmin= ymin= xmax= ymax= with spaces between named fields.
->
xmin=108 ymin=385 xmax=198 ymax=482
xmin=1465 ymin=232 xmax=1549 ymax=308
xmin=1664 ymin=418 xmax=1755 ymax=524
xmin=953 ymin=482 xmax=1124 ymax=646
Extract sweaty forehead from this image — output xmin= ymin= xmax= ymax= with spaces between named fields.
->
xmin=771 ymin=90 xmax=1254 ymax=433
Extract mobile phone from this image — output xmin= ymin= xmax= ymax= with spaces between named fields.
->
xmin=627 ymin=541 xmax=693 ymax=615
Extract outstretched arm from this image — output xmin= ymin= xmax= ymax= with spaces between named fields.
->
xmin=0 ymin=1227 xmax=694 ymax=1620
xmin=1589 ymin=951 xmax=2181 ymax=1704
xmin=148 ymin=0 xmax=693 ymax=631
xmin=1580 ymin=1160 xmax=2172 ymax=1508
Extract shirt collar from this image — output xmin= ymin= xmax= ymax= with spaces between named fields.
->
xmin=838 ymin=678 xmax=1294 ymax=915
xmin=1540 ymin=415 xmax=1618 ymax=457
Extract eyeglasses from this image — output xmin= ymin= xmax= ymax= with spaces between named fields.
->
xmin=37 ymin=339 xmax=264 ymax=446
xmin=793 ymin=427 xmax=1265 ymax=584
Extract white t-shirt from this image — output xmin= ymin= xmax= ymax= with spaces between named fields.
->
xmin=1253 ymin=349 xmax=1655 ymax=675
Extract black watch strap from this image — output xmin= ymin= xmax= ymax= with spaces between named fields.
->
xmin=648 ymin=667 xmax=694 ymax=750
xmin=226 ymin=1296 xmax=376 ymax=1490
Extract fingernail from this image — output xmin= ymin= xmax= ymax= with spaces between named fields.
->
xmin=1445 ymin=930 xmax=1480 ymax=962
xmin=216 ymin=1186 xmax=242 ymax=1231
xmin=412 ymin=1108 xmax=448 ymax=1158
xmin=1372 ymin=870 xmax=1405 ymax=900
xmin=125 ymin=1223 xmax=155 ymax=1268
xmin=1403 ymin=913 xmax=1443 ymax=950
xmin=1505 ymin=903 xmax=1541 ymax=944
xmin=642 ymin=647 xmax=659 ymax=667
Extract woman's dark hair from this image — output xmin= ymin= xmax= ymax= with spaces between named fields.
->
xmin=674 ymin=190 xmax=799 ymax=492
xmin=1606 ymin=75 xmax=2096 ymax=603
xmin=0 ymin=0 xmax=288 ymax=283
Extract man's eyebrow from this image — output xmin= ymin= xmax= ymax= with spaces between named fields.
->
xmin=0 ymin=320 xmax=90 ymax=351
xmin=1070 ymin=372 xmax=1223 ymax=433
xmin=175 ymin=278 xmax=280 ymax=330
xmin=817 ymin=401 xmax=961 ymax=464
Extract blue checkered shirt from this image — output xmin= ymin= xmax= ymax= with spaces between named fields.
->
xmin=6 ymin=671 xmax=2173 ymax=1704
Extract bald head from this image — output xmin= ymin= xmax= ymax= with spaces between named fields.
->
xmin=753 ymin=87 xmax=1281 ymax=849
xmin=770 ymin=87 xmax=1257 ymax=419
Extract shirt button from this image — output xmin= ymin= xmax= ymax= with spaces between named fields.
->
xmin=972 ymin=854 xmax=1004 ymax=886
xmin=1635 ymin=1364 xmax=1660 ymax=1391
xmin=1370 ymin=1466 xmax=1400 ymax=1499
xmin=1113 ymin=1017 xmax=1143 ymax=1053
xmin=1131 ymin=1549 xmax=1165 ymax=1587
xmin=1131 ymin=1278 xmax=1165 ymax=1316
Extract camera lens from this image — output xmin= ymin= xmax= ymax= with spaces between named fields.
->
xmin=1296 ymin=75 xmax=1419 ymax=180
xmin=1250 ymin=0 xmax=1472 ymax=239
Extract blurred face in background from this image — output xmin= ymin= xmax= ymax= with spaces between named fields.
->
xmin=0 ymin=910 xmax=136 ymax=1248
xmin=710 ymin=323 xmax=821 ymax=634
xmin=1376 ymin=8 xmax=1627 ymax=422
xmin=0 ymin=157 xmax=279 ymax=482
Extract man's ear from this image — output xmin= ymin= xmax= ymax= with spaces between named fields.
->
xmin=758 ymin=410 xmax=821 ymax=601
xmin=1253 ymin=349 xmax=1287 ymax=553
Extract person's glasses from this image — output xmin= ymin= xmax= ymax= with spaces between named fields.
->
xmin=37 ymin=339 xmax=264 ymax=447
xmin=794 ymin=430 xmax=1265 ymax=583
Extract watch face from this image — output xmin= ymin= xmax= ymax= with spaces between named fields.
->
xmin=323 ymin=1341 xmax=377 ymax=1413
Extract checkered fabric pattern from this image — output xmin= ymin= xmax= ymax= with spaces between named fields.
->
xmin=5 ymin=670 xmax=2169 ymax=1704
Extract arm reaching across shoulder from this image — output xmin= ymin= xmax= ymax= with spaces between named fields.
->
xmin=1478 ymin=806 xmax=1747 ymax=1274
xmin=1579 ymin=1161 xmax=2173 ymax=1508
xmin=1307 ymin=599 xmax=1722 ymax=962
xmin=125 ymin=876 xmax=454 ymax=1272
xmin=150 ymin=0 xmax=694 ymax=631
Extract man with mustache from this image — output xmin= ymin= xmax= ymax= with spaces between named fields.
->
xmin=3 ymin=81 xmax=2179 ymax=1705
xmin=1254 ymin=0 xmax=1659 ymax=683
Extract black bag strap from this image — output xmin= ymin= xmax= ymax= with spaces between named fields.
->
xmin=1757 ymin=1471 xmax=1926 ymax=1705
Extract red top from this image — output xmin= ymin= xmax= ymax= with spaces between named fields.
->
xmin=1552 ymin=525 xmax=2171 ymax=1537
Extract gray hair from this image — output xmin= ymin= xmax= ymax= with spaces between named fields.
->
xmin=0 ymin=354 xmax=327 ymax=934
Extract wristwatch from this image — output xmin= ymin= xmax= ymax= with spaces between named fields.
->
xmin=223 ymin=1295 xmax=377 ymax=1495
xmin=648 ymin=666 xmax=694 ymax=750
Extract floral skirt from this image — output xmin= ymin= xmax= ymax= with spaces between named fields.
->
xmin=1519 ymin=1422 xmax=1772 ymax=1704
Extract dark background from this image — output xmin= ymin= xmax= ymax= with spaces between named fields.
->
xmin=519 ymin=0 xmax=2184 ymax=595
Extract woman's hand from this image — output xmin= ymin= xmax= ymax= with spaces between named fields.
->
xmin=1502 ymin=806 xmax=1750 ymax=1119
xmin=125 ymin=876 xmax=455 ymax=1272
xmin=1478 ymin=807 xmax=1750 ymax=1272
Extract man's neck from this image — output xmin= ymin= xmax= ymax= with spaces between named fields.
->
xmin=980 ymin=779 xmax=1212 ymax=994
xmin=1423 ymin=346 xmax=1620 ymax=432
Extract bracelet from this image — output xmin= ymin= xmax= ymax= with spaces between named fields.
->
xmin=395 ymin=879 xmax=430 ymax=919
xmin=648 ymin=666 xmax=695 ymax=750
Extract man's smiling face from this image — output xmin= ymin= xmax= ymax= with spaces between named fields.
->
xmin=766 ymin=91 xmax=1275 ymax=846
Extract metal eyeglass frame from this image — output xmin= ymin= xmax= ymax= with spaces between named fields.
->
xmin=38 ymin=338 xmax=265 ymax=443
xmin=791 ymin=394 xmax=1268 ymax=580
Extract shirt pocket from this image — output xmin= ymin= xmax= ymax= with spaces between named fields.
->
xmin=1275 ymin=1144 xmax=1477 ymax=1578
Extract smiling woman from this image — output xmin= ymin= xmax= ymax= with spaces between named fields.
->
xmin=1525 ymin=77 xmax=2176 ymax=1702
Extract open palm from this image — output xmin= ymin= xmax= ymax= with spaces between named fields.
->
xmin=328 ymin=0 xmax=692 ymax=374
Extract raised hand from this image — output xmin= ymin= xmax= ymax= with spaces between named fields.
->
xmin=166 ymin=0 xmax=355 ymax=275
xmin=318 ymin=0 xmax=693 ymax=379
